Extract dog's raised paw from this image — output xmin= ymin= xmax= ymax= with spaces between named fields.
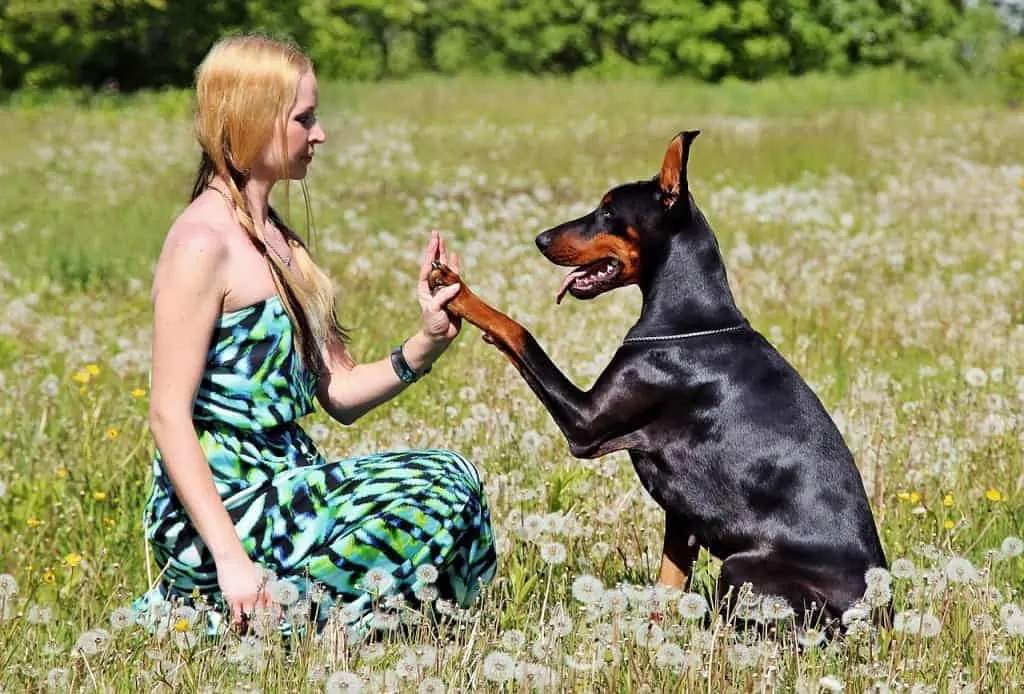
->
xmin=428 ymin=262 xmax=462 ymax=294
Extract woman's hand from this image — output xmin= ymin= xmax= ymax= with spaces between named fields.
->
xmin=216 ymin=552 xmax=277 ymax=629
xmin=418 ymin=230 xmax=462 ymax=343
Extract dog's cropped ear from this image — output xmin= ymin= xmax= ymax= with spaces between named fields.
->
xmin=658 ymin=130 xmax=700 ymax=212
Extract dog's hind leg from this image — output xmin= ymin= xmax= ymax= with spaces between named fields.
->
xmin=716 ymin=550 xmax=856 ymax=630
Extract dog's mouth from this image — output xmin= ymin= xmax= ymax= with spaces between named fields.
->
xmin=556 ymin=257 xmax=622 ymax=303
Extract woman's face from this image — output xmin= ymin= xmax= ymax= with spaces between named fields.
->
xmin=259 ymin=69 xmax=325 ymax=182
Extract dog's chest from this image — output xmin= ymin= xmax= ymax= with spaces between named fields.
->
xmin=627 ymin=450 xmax=695 ymax=513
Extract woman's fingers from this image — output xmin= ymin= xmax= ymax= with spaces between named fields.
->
xmin=432 ymin=283 xmax=461 ymax=310
xmin=419 ymin=231 xmax=440 ymax=283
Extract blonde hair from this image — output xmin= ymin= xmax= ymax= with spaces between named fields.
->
xmin=190 ymin=34 xmax=349 ymax=373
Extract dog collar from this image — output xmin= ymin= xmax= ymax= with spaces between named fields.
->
xmin=622 ymin=321 xmax=748 ymax=344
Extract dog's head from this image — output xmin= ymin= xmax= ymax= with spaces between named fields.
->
xmin=536 ymin=130 xmax=702 ymax=303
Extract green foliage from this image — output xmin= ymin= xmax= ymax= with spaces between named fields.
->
xmin=996 ymin=38 xmax=1024 ymax=103
xmin=0 ymin=1 xmax=1020 ymax=90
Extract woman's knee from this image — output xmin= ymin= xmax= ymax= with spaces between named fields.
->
xmin=428 ymin=449 xmax=485 ymax=498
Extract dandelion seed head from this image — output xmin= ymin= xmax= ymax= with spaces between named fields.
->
xmin=969 ymin=613 xmax=993 ymax=632
xmin=819 ymin=675 xmax=845 ymax=693
xmin=944 ymin=556 xmax=979 ymax=584
xmin=362 ymin=567 xmax=396 ymax=595
xmin=964 ymin=367 xmax=987 ymax=387
xmin=599 ymin=587 xmax=629 ymax=615
xmin=761 ymin=595 xmax=796 ymax=621
xmin=269 ymin=579 xmax=300 ymax=606
xmin=482 ymin=651 xmax=516 ymax=683
xmin=842 ymin=605 xmax=870 ymax=625
xmin=891 ymin=558 xmax=916 ymax=580
xmin=501 ymin=629 xmax=527 ymax=651
xmin=324 ymin=670 xmax=364 ymax=694
xmin=417 ymin=678 xmax=446 ymax=694
xmin=108 ymin=606 xmax=133 ymax=631
xmin=547 ymin=609 xmax=574 ymax=638
xmin=74 ymin=628 xmax=111 ymax=656
xmin=539 ymin=541 xmax=567 ymax=565
xmin=360 ymin=642 xmax=386 ymax=662
xmin=678 ymin=592 xmax=709 ymax=620
xmin=571 ymin=574 xmax=604 ymax=604
xmin=415 ymin=584 xmax=439 ymax=602
xmin=727 ymin=643 xmax=758 ymax=669
xmin=633 ymin=621 xmax=665 ymax=648
xmin=415 ymin=563 xmax=439 ymax=585
xmin=999 ymin=536 xmax=1023 ymax=559
xmin=865 ymin=567 xmax=892 ymax=589
xmin=796 ymin=627 xmax=826 ymax=649
xmin=863 ymin=581 xmax=892 ymax=608
xmin=46 ymin=668 xmax=69 ymax=690
xmin=894 ymin=610 xmax=941 ymax=637
xmin=1005 ymin=612 xmax=1024 ymax=636
xmin=0 ymin=574 xmax=17 ymax=599
xmin=653 ymin=641 xmax=685 ymax=670
xmin=514 ymin=662 xmax=557 ymax=689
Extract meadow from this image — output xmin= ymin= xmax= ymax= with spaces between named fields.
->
xmin=0 ymin=69 xmax=1022 ymax=692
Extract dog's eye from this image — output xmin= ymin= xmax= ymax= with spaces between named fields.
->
xmin=600 ymin=207 xmax=614 ymax=220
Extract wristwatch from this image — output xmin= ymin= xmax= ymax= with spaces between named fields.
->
xmin=391 ymin=341 xmax=431 ymax=384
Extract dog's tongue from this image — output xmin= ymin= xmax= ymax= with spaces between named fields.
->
xmin=556 ymin=268 xmax=587 ymax=304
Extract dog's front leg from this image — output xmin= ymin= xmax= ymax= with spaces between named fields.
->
xmin=660 ymin=515 xmax=699 ymax=590
xmin=429 ymin=264 xmax=654 ymax=458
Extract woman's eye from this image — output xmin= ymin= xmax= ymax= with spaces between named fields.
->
xmin=297 ymin=112 xmax=317 ymax=127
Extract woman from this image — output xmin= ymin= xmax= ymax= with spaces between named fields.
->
xmin=136 ymin=34 xmax=496 ymax=634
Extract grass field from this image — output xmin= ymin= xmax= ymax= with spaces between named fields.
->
xmin=0 ymin=68 xmax=1022 ymax=692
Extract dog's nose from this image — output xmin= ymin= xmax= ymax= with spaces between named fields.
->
xmin=536 ymin=230 xmax=552 ymax=252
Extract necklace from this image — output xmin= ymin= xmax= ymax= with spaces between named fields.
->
xmin=621 ymin=322 xmax=748 ymax=344
xmin=208 ymin=184 xmax=293 ymax=268
xmin=263 ymin=223 xmax=293 ymax=269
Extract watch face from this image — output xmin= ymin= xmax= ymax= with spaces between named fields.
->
xmin=392 ymin=345 xmax=418 ymax=383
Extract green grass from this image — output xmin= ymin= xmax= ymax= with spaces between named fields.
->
xmin=0 ymin=69 xmax=1022 ymax=692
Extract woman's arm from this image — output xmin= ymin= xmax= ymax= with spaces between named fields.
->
xmin=149 ymin=221 xmax=272 ymax=624
xmin=315 ymin=231 xmax=462 ymax=425
xmin=315 ymin=330 xmax=449 ymax=425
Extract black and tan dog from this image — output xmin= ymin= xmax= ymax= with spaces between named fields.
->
xmin=429 ymin=131 xmax=888 ymax=626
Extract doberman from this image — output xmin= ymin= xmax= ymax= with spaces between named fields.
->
xmin=428 ymin=130 xmax=888 ymax=628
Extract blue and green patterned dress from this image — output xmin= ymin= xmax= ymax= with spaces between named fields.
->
xmin=138 ymin=294 xmax=497 ymax=632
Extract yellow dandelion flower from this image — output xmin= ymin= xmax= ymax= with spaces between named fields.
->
xmin=942 ymin=494 xmax=953 ymax=507
xmin=63 ymin=553 xmax=83 ymax=568
xmin=42 ymin=568 xmax=55 ymax=584
xmin=985 ymin=488 xmax=1002 ymax=502
xmin=173 ymin=618 xmax=191 ymax=633
xmin=896 ymin=491 xmax=912 ymax=501
xmin=71 ymin=371 xmax=90 ymax=384
xmin=78 ymin=386 xmax=88 ymax=395
xmin=86 ymin=364 xmax=100 ymax=376
xmin=103 ymin=518 xmax=116 ymax=527
xmin=910 ymin=492 xmax=920 ymax=504
xmin=55 ymin=468 xmax=68 ymax=479
xmin=93 ymin=491 xmax=107 ymax=502
xmin=105 ymin=428 xmax=119 ymax=440
xmin=944 ymin=520 xmax=955 ymax=530
xmin=131 ymin=388 xmax=146 ymax=399
xmin=27 ymin=519 xmax=43 ymax=528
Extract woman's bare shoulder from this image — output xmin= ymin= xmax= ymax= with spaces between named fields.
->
xmin=153 ymin=195 xmax=235 ymax=299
